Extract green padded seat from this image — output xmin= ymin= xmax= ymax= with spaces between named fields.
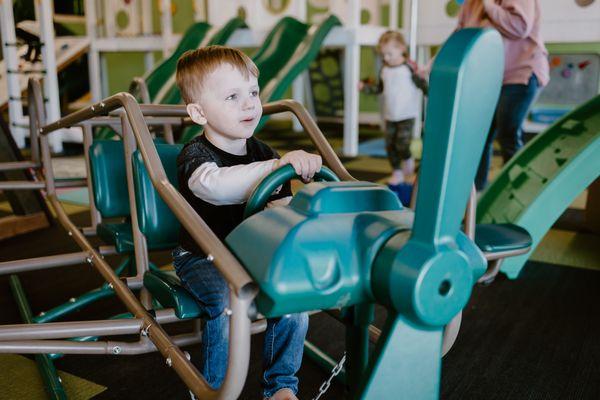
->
xmin=89 ymin=140 xmax=134 ymax=253
xmin=89 ymin=140 xmax=130 ymax=218
xmin=90 ymin=139 xmax=171 ymax=252
xmin=132 ymin=143 xmax=201 ymax=319
xmin=131 ymin=144 xmax=182 ymax=250
xmin=144 ymin=269 xmax=202 ymax=319
xmin=474 ymin=223 xmax=532 ymax=253
xmin=96 ymin=222 xmax=134 ymax=253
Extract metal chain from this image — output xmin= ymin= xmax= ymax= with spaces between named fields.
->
xmin=311 ymin=352 xmax=346 ymax=400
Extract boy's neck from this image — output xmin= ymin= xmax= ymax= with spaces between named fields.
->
xmin=205 ymin=130 xmax=247 ymax=156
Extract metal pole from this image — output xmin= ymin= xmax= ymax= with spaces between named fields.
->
xmin=0 ymin=319 xmax=144 ymax=341
xmin=141 ymin=0 xmax=155 ymax=71
xmin=84 ymin=0 xmax=102 ymax=101
xmin=0 ymin=0 xmax=28 ymax=147
xmin=160 ymin=0 xmax=173 ymax=56
xmin=39 ymin=0 xmax=63 ymax=153
xmin=342 ymin=0 xmax=360 ymax=157
xmin=409 ymin=0 xmax=419 ymax=61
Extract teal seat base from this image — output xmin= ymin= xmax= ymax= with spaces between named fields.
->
xmin=96 ymin=222 xmax=178 ymax=253
xmin=97 ymin=222 xmax=134 ymax=254
xmin=144 ymin=270 xmax=202 ymax=319
xmin=474 ymin=223 xmax=532 ymax=253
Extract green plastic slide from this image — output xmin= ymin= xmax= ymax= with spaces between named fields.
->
xmin=259 ymin=15 xmax=341 ymax=105
xmin=157 ymin=17 xmax=248 ymax=105
xmin=256 ymin=14 xmax=341 ymax=131
xmin=179 ymin=15 xmax=341 ymax=143
xmin=477 ymin=94 xmax=600 ymax=278
xmin=253 ymin=16 xmax=309 ymax=89
xmin=146 ymin=22 xmax=212 ymax=102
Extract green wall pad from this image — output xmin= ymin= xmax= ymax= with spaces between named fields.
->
xmin=477 ymin=94 xmax=600 ymax=279
xmin=0 ymin=354 xmax=106 ymax=399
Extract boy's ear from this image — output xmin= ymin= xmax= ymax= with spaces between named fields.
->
xmin=186 ymin=103 xmax=207 ymax=125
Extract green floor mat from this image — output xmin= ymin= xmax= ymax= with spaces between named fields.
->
xmin=57 ymin=188 xmax=89 ymax=206
xmin=530 ymin=229 xmax=600 ymax=271
xmin=0 ymin=354 xmax=106 ymax=400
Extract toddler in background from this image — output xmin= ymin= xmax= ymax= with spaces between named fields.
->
xmin=360 ymin=30 xmax=427 ymax=188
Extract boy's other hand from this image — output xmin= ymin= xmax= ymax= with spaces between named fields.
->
xmin=275 ymin=150 xmax=322 ymax=182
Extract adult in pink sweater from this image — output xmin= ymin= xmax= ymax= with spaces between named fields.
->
xmin=457 ymin=0 xmax=549 ymax=190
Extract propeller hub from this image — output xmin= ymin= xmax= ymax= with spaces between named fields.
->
xmin=372 ymin=233 xmax=473 ymax=326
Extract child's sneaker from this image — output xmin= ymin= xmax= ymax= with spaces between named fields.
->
xmin=388 ymin=182 xmax=413 ymax=207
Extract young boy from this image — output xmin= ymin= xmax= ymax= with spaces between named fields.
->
xmin=173 ymin=46 xmax=322 ymax=400
xmin=360 ymin=30 xmax=428 ymax=187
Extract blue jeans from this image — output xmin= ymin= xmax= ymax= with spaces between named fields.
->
xmin=172 ymin=247 xmax=308 ymax=398
xmin=475 ymin=74 xmax=540 ymax=190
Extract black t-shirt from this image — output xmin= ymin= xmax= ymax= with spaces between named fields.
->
xmin=177 ymin=134 xmax=292 ymax=255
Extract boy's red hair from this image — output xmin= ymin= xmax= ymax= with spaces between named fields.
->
xmin=176 ymin=45 xmax=259 ymax=104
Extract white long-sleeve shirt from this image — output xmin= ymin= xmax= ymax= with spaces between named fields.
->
xmin=381 ymin=64 xmax=421 ymax=122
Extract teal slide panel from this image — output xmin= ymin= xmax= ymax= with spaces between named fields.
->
xmin=256 ymin=15 xmax=342 ymax=131
xmin=477 ymin=94 xmax=600 ymax=278
xmin=146 ymin=21 xmax=211 ymax=102
xmin=253 ymin=16 xmax=309 ymax=89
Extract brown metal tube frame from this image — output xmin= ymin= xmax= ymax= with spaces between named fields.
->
xmin=0 ymin=319 xmax=144 ymax=341
xmin=0 ymin=161 xmax=38 ymax=172
xmin=129 ymin=77 xmax=151 ymax=104
xmin=37 ymin=92 xmax=257 ymax=399
xmin=0 ymin=318 xmax=269 ymax=354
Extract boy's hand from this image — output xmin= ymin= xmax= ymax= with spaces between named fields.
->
xmin=274 ymin=150 xmax=322 ymax=182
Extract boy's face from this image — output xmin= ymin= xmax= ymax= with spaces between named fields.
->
xmin=187 ymin=63 xmax=262 ymax=141
xmin=380 ymin=42 xmax=406 ymax=67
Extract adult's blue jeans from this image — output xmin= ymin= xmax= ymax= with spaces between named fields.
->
xmin=475 ymin=74 xmax=540 ymax=190
xmin=172 ymin=247 xmax=308 ymax=398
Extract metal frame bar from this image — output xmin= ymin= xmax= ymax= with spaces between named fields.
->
xmin=28 ymin=89 xmax=254 ymax=399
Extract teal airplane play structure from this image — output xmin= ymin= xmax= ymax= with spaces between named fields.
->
xmin=477 ymin=94 xmax=600 ymax=279
xmin=226 ymin=28 xmax=504 ymax=397
xmin=0 ymin=28 xmax=524 ymax=399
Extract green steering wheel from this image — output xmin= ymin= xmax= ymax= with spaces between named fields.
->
xmin=243 ymin=164 xmax=340 ymax=219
